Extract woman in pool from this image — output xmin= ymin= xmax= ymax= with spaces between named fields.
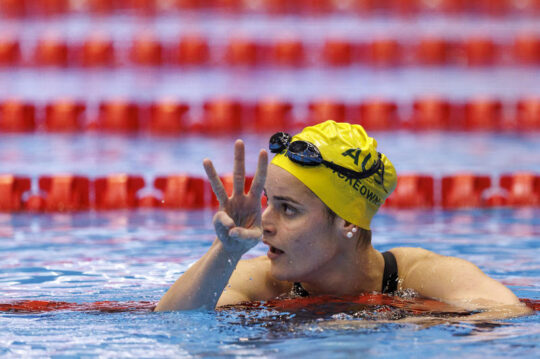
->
xmin=155 ymin=120 xmax=529 ymax=318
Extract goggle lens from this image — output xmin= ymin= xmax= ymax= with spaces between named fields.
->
xmin=288 ymin=141 xmax=322 ymax=166
xmin=269 ymin=132 xmax=291 ymax=153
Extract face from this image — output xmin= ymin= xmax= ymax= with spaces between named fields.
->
xmin=262 ymin=164 xmax=345 ymax=282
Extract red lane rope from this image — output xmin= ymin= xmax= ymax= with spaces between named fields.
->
xmin=1 ymin=0 xmax=539 ymax=18
xmin=1 ymin=296 xmax=537 ymax=314
xmin=1 ymin=172 xmax=538 ymax=212
xmin=520 ymin=299 xmax=540 ymax=311
xmin=2 ymin=35 xmax=540 ymax=68
xmin=0 ymin=300 xmax=156 ymax=313
xmin=1 ymin=97 xmax=539 ymax=134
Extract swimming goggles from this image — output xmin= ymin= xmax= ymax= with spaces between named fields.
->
xmin=269 ymin=132 xmax=382 ymax=180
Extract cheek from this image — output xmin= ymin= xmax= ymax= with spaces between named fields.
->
xmin=274 ymin=206 xmax=337 ymax=255
xmin=287 ymin=222 xmax=335 ymax=257
xmin=280 ymin=217 xmax=318 ymax=247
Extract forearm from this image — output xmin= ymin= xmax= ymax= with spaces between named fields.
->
xmin=454 ymin=303 xmax=533 ymax=321
xmin=398 ymin=303 xmax=534 ymax=327
xmin=154 ymin=239 xmax=241 ymax=311
xmin=322 ymin=303 xmax=533 ymax=330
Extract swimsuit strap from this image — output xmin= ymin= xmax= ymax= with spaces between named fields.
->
xmin=381 ymin=251 xmax=399 ymax=294
xmin=291 ymin=251 xmax=399 ymax=297
xmin=292 ymin=281 xmax=310 ymax=297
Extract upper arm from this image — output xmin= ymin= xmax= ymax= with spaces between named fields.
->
xmin=216 ymin=256 xmax=287 ymax=307
xmin=401 ymin=252 xmax=520 ymax=309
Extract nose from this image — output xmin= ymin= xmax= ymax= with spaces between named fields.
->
xmin=261 ymin=205 xmax=276 ymax=237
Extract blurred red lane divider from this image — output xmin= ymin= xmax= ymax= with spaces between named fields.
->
xmin=39 ymin=175 xmax=91 ymax=211
xmin=1 ymin=34 xmax=540 ymax=68
xmin=442 ymin=174 xmax=492 ymax=209
xmin=0 ymin=100 xmax=36 ymax=132
xmin=1 ymin=0 xmax=540 ymax=17
xmin=407 ymin=97 xmax=456 ymax=130
xmin=148 ymin=100 xmax=190 ymax=135
xmin=500 ymin=173 xmax=540 ymax=206
xmin=94 ymin=175 xmax=145 ymax=209
xmin=0 ymin=175 xmax=30 ymax=211
xmin=254 ymin=98 xmax=295 ymax=132
xmin=308 ymin=99 xmax=348 ymax=126
xmin=0 ymin=297 xmax=537 ymax=314
xmin=78 ymin=34 xmax=116 ymax=67
xmin=154 ymin=175 xmax=206 ymax=209
xmin=97 ymin=100 xmax=142 ymax=132
xmin=0 ymin=36 xmax=20 ymax=66
xmin=385 ymin=175 xmax=434 ymax=209
xmin=1 ymin=97 xmax=539 ymax=134
xmin=45 ymin=100 xmax=86 ymax=132
xmin=0 ymin=300 xmax=156 ymax=313
xmin=353 ymin=99 xmax=399 ymax=131
xmin=0 ymin=173 xmax=537 ymax=212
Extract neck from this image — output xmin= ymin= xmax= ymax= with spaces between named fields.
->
xmin=300 ymin=245 xmax=384 ymax=296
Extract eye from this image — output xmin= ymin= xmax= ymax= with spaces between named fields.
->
xmin=281 ymin=203 xmax=296 ymax=216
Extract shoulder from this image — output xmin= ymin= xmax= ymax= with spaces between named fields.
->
xmin=227 ymin=256 xmax=291 ymax=301
xmin=387 ymin=247 xmax=440 ymax=276
xmin=388 ymin=246 xmax=470 ymax=286
xmin=387 ymin=247 xmax=519 ymax=307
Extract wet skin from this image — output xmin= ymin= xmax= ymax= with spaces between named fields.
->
xmin=261 ymin=164 xmax=384 ymax=296
xmin=155 ymin=140 xmax=530 ymax=319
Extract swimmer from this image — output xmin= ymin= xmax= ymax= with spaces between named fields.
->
xmin=155 ymin=120 xmax=531 ymax=319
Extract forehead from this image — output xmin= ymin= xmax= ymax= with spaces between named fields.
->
xmin=265 ymin=164 xmax=319 ymax=203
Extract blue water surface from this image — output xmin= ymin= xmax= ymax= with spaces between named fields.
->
xmin=0 ymin=206 xmax=538 ymax=358
xmin=0 ymin=10 xmax=539 ymax=359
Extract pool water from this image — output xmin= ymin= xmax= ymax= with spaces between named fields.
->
xmin=0 ymin=132 xmax=538 ymax=177
xmin=1 ymin=8 xmax=539 ymax=359
xmin=0 ymin=201 xmax=538 ymax=357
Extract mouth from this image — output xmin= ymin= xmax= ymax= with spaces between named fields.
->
xmin=264 ymin=242 xmax=285 ymax=259
xmin=269 ymin=246 xmax=285 ymax=255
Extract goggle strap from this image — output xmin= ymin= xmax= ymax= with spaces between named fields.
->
xmin=269 ymin=131 xmax=383 ymax=181
xmin=322 ymin=155 xmax=381 ymax=180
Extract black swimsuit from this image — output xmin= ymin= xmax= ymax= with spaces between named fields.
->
xmin=292 ymin=251 xmax=399 ymax=297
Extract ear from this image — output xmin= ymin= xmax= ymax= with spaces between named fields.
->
xmin=334 ymin=218 xmax=357 ymax=239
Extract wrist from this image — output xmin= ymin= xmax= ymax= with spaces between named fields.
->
xmin=212 ymin=238 xmax=244 ymax=263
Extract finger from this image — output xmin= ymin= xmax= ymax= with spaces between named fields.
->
xmin=248 ymin=149 xmax=268 ymax=197
xmin=233 ymin=139 xmax=246 ymax=196
xmin=214 ymin=211 xmax=235 ymax=228
xmin=213 ymin=211 xmax=235 ymax=236
xmin=203 ymin=158 xmax=228 ymax=206
xmin=228 ymin=226 xmax=263 ymax=241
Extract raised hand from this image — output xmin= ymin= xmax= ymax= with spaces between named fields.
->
xmin=203 ymin=140 xmax=268 ymax=257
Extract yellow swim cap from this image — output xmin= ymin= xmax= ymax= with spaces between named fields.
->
xmin=271 ymin=120 xmax=397 ymax=230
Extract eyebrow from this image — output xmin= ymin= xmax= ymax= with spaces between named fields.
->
xmin=273 ymin=195 xmax=302 ymax=205
xmin=263 ymin=188 xmax=302 ymax=205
